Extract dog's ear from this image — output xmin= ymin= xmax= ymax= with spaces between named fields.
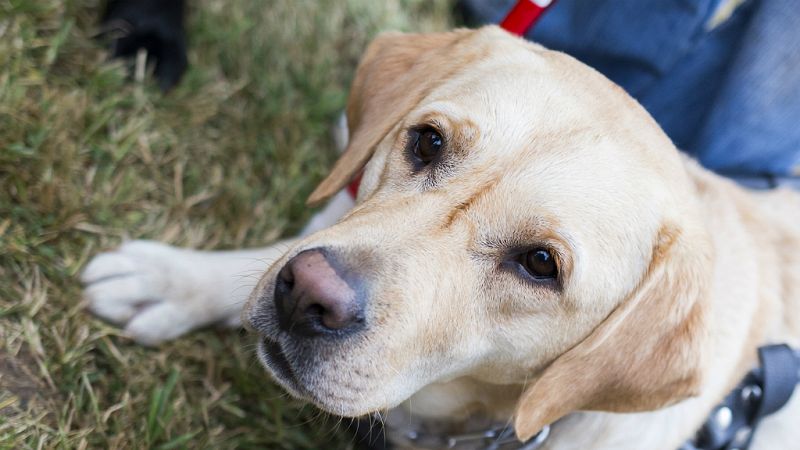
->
xmin=514 ymin=222 xmax=712 ymax=441
xmin=307 ymin=28 xmax=478 ymax=205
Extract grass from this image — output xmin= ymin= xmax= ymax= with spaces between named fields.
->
xmin=0 ymin=0 xmax=452 ymax=448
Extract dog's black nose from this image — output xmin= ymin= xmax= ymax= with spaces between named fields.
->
xmin=274 ymin=248 xmax=365 ymax=337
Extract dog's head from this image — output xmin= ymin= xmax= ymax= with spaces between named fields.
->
xmin=244 ymin=26 xmax=712 ymax=440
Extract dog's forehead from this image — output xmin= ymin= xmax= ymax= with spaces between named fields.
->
xmin=418 ymin=47 xmax=653 ymax=160
xmin=415 ymin=61 xmax=666 ymax=199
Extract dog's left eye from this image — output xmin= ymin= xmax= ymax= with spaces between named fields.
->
xmin=409 ymin=127 xmax=443 ymax=166
xmin=519 ymin=249 xmax=558 ymax=280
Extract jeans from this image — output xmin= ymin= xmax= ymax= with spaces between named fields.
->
xmin=460 ymin=0 xmax=800 ymax=180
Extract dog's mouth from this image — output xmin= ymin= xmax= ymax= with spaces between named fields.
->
xmin=257 ymin=337 xmax=306 ymax=397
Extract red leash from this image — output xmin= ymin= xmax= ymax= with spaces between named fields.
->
xmin=346 ymin=0 xmax=553 ymax=199
xmin=500 ymin=0 xmax=554 ymax=36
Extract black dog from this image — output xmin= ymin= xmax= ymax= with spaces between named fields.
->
xmin=100 ymin=0 xmax=187 ymax=91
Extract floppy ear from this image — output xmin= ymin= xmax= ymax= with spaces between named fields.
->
xmin=306 ymin=28 xmax=480 ymax=205
xmin=514 ymin=223 xmax=713 ymax=441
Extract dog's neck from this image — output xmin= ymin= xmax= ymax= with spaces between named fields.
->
xmin=390 ymin=375 xmax=718 ymax=449
xmin=388 ymin=378 xmax=523 ymax=449
xmin=388 ymin=161 xmax=800 ymax=450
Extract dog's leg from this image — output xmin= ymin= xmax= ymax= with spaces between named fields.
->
xmin=82 ymin=239 xmax=294 ymax=346
xmin=82 ymin=190 xmax=355 ymax=345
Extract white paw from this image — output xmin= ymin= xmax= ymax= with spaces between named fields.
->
xmin=82 ymin=240 xmax=238 ymax=346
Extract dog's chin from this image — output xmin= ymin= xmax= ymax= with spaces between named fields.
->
xmin=256 ymin=338 xmax=309 ymax=400
xmin=256 ymin=337 xmax=413 ymax=417
xmin=256 ymin=338 xmax=376 ymax=415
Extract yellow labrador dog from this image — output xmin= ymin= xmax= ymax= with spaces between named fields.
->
xmin=82 ymin=27 xmax=800 ymax=449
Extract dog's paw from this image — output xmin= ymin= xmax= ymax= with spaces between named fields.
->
xmin=82 ymin=240 xmax=232 ymax=346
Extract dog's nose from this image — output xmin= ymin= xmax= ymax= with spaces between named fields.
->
xmin=274 ymin=248 xmax=365 ymax=337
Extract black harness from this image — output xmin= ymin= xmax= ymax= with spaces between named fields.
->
xmin=680 ymin=344 xmax=800 ymax=450
xmin=356 ymin=344 xmax=799 ymax=450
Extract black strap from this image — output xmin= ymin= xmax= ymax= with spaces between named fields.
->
xmin=755 ymin=344 xmax=799 ymax=418
xmin=682 ymin=344 xmax=800 ymax=450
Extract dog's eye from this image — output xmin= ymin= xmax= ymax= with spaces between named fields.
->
xmin=520 ymin=249 xmax=557 ymax=279
xmin=410 ymin=127 xmax=443 ymax=165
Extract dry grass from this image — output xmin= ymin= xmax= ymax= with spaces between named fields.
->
xmin=0 ymin=0 xmax=452 ymax=448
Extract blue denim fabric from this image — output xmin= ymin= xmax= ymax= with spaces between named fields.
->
xmin=464 ymin=0 xmax=800 ymax=176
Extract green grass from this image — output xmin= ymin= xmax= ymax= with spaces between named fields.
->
xmin=0 ymin=1 xmax=452 ymax=447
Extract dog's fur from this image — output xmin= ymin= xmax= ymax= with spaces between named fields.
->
xmin=82 ymin=27 xmax=800 ymax=449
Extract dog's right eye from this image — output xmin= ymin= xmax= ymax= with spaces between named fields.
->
xmin=408 ymin=127 xmax=443 ymax=167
